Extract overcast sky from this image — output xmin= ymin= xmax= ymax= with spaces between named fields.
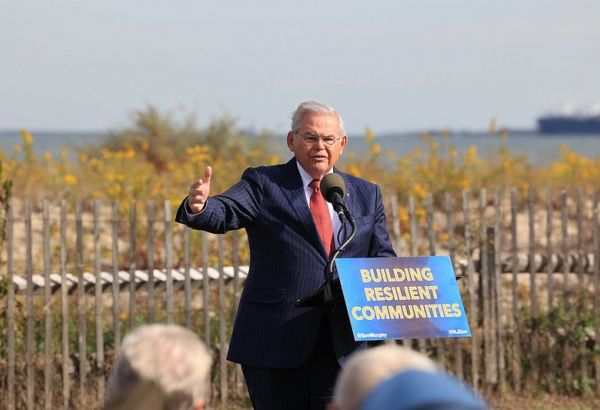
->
xmin=1 ymin=1 xmax=599 ymax=134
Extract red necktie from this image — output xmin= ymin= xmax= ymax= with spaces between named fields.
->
xmin=309 ymin=179 xmax=334 ymax=255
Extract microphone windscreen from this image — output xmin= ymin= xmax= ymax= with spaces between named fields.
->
xmin=320 ymin=173 xmax=346 ymax=202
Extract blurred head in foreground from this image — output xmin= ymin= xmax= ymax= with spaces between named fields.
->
xmin=106 ymin=324 xmax=212 ymax=410
xmin=330 ymin=344 xmax=487 ymax=410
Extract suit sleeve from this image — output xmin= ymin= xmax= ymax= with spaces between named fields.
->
xmin=175 ymin=167 xmax=263 ymax=233
xmin=368 ymin=185 xmax=397 ymax=257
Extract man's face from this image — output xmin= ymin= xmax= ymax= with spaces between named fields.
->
xmin=287 ymin=112 xmax=347 ymax=180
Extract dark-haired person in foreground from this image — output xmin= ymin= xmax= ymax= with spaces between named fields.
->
xmin=176 ymin=100 xmax=396 ymax=409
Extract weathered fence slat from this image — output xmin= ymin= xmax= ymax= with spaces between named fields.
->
xmin=232 ymin=232 xmax=242 ymax=319
xmin=577 ymin=187 xmax=585 ymax=297
xmin=25 ymin=201 xmax=34 ymax=410
xmin=510 ymin=188 xmax=521 ymax=392
xmin=408 ymin=196 xmax=418 ymax=257
xmin=463 ymin=190 xmax=478 ymax=389
xmin=546 ymin=189 xmax=554 ymax=309
xmin=112 ymin=202 xmax=121 ymax=349
xmin=202 ymin=230 xmax=210 ymax=348
xmin=147 ymin=201 xmax=156 ymax=323
xmin=426 ymin=194 xmax=435 ymax=257
xmin=218 ymin=235 xmax=227 ymax=404
xmin=445 ymin=193 xmax=463 ymax=379
xmin=231 ymin=232 xmax=244 ymax=394
xmin=76 ymin=202 xmax=87 ymax=404
xmin=43 ymin=201 xmax=53 ymax=410
xmin=7 ymin=203 xmax=15 ymax=410
xmin=479 ymin=189 xmax=493 ymax=390
xmin=390 ymin=194 xmax=404 ymax=348
xmin=545 ymin=189 xmax=556 ymax=394
xmin=561 ymin=190 xmax=569 ymax=305
xmin=408 ymin=196 xmax=425 ymax=353
xmin=494 ymin=189 xmax=505 ymax=390
xmin=390 ymin=194 xmax=402 ymax=256
xmin=94 ymin=201 xmax=105 ymax=402
xmin=593 ymin=191 xmax=600 ymax=395
xmin=165 ymin=201 xmax=174 ymax=324
xmin=576 ymin=187 xmax=587 ymax=382
xmin=559 ymin=190 xmax=572 ymax=391
xmin=529 ymin=188 xmax=539 ymax=386
xmin=426 ymin=194 xmax=445 ymax=366
xmin=201 ymin=230 xmax=212 ymax=402
xmin=61 ymin=200 xmax=70 ymax=407
xmin=129 ymin=203 xmax=137 ymax=331
xmin=184 ymin=227 xmax=192 ymax=329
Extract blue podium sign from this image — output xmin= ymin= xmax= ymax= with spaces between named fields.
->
xmin=335 ymin=256 xmax=471 ymax=341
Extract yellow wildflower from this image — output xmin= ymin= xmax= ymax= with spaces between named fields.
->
xmin=413 ymin=183 xmax=428 ymax=199
xmin=125 ymin=148 xmax=136 ymax=159
xmin=20 ymin=129 xmax=33 ymax=146
xmin=63 ymin=174 xmax=77 ymax=185
xmin=370 ymin=143 xmax=381 ymax=156
xmin=398 ymin=207 xmax=409 ymax=225
xmin=365 ymin=126 xmax=374 ymax=143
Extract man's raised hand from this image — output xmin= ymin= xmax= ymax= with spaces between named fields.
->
xmin=187 ymin=166 xmax=212 ymax=214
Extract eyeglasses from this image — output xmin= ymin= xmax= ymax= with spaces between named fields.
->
xmin=296 ymin=133 xmax=341 ymax=146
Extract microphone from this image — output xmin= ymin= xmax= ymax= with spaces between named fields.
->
xmin=320 ymin=173 xmax=346 ymax=219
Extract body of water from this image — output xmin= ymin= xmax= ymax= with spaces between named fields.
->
xmin=0 ymin=130 xmax=108 ymax=157
xmin=1 ymin=129 xmax=599 ymax=165
xmin=345 ymin=130 xmax=600 ymax=165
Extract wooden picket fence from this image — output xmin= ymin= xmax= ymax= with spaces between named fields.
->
xmin=1 ymin=187 xmax=599 ymax=409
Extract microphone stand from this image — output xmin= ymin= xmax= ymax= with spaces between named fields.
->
xmin=322 ymin=203 xmax=356 ymax=308
xmin=295 ymin=203 xmax=357 ymax=310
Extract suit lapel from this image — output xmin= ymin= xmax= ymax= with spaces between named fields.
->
xmin=279 ymin=159 xmax=328 ymax=259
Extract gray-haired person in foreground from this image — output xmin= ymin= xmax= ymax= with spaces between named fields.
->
xmin=329 ymin=345 xmax=488 ymax=410
xmin=106 ymin=324 xmax=212 ymax=410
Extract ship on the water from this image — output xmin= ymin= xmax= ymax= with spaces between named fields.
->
xmin=537 ymin=113 xmax=600 ymax=134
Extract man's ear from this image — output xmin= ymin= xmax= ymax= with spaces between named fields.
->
xmin=326 ymin=403 xmax=338 ymax=410
xmin=340 ymin=134 xmax=348 ymax=150
xmin=287 ymin=131 xmax=295 ymax=152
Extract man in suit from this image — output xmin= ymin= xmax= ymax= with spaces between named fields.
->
xmin=176 ymin=100 xmax=396 ymax=409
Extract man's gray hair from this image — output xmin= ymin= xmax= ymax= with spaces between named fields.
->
xmin=332 ymin=345 xmax=437 ymax=410
xmin=108 ymin=324 xmax=212 ymax=410
xmin=290 ymin=100 xmax=346 ymax=136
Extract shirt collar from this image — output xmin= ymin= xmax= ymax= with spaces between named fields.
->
xmin=295 ymin=161 xmax=333 ymax=188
